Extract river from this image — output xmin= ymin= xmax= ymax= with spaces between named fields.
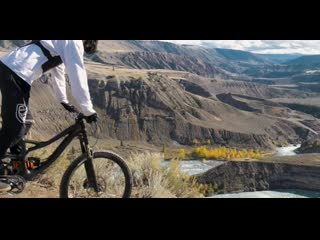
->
xmin=176 ymin=144 xmax=320 ymax=198
xmin=210 ymin=189 xmax=320 ymax=198
xmin=177 ymin=144 xmax=302 ymax=175
xmin=274 ymin=144 xmax=301 ymax=156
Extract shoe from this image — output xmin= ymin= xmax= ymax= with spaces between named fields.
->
xmin=0 ymin=181 xmax=11 ymax=193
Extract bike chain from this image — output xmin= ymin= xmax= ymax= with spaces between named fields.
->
xmin=0 ymin=175 xmax=26 ymax=194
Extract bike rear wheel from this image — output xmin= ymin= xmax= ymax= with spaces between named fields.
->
xmin=60 ymin=151 xmax=132 ymax=198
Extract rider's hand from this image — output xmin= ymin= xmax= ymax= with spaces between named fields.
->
xmin=85 ymin=113 xmax=98 ymax=123
xmin=61 ymin=102 xmax=77 ymax=113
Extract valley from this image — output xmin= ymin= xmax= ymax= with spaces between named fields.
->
xmin=0 ymin=40 xmax=320 ymax=198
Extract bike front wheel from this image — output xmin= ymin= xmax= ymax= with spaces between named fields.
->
xmin=60 ymin=151 xmax=132 ymax=198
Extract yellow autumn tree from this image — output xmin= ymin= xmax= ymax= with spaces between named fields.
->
xmin=178 ymin=149 xmax=186 ymax=159
xmin=191 ymin=146 xmax=262 ymax=160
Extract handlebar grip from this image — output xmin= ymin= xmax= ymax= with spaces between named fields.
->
xmin=76 ymin=113 xmax=98 ymax=123
xmin=61 ymin=102 xmax=79 ymax=114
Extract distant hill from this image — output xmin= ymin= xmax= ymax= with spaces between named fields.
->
xmin=93 ymin=41 xmax=280 ymax=79
xmin=215 ymin=48 xmax=273 ymax=64
xmin=2 ymin=40 xmax=320 ymax=85
xmin=259 ymin=54 xmax=303 ymax=64
xmin=0 ymin=40 xmax=294 ymax=80
xmin=285 ymin=55 xmax=320 ymax=65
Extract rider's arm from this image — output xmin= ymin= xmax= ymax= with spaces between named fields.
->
xmin=59 ymin=40 xmax=96 ymax=116
xmin=50 ymin=63 xmax=69 ymax=104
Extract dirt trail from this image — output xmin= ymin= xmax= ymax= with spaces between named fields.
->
xmin=1 ymin=182 xmax=59 ymax=198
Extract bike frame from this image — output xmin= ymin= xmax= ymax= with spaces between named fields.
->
xmin=1 ymin=115 xmax=92 ymax=181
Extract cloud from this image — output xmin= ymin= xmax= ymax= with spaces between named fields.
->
xmin=161 ymin=40 xmax=320 ymax=55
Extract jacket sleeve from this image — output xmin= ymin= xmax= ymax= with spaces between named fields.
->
xmin=50 ymin=63 xmax=69 ymax=104
xmin=59 ymin=40 xmax=96 ymax=116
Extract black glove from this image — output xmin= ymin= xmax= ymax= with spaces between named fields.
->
xmin=61 ymin=102 xmax=77 ymax=113
xmin=85 ymin=113 xmax=98 ymax=123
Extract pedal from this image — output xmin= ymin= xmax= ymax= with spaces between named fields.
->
xmin=26 ymin=157 xmax=41 ymax=170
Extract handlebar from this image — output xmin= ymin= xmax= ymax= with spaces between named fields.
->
xmin=76 ymin=112 xmax=85 ymax=121
xmin=61 ymin=103 xmax=97 ymax=123
xmin=75 ymin=112 xmax=98 ymax=124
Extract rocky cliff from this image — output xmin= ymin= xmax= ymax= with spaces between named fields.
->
xmin=84 ymin=69 xmax=320 ymax=148
xmin=196 ymin=158 xmax=320 ymax=193
xmin=87 ymin=72 xmax=274 ymax=148
xmin=297 ymin=137 xmax=320 ymax=154
xmin=3 ymin=67 xmax=312 ymax=150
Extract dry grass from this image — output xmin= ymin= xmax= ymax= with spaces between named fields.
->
xmin=128 ymin=152 xmax=204 ymax=198
xmin=23 ymin=146 xmax=206 ymax=198
xmin=36 ymin=150 xmax=72 ymax=189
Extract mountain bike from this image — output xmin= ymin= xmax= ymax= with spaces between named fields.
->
xmin=0 ymin=110 xmax=133 ymax=198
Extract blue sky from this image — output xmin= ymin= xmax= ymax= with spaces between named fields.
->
xmin=162 ymin=40 xmax=320 ymax=55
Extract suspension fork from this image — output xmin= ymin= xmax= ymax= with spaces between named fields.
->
xmin=79 ymin=121 xmax=100 ymax=192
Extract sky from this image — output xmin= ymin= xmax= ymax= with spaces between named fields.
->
xmin=161 ymin=40 xmax=320 ymax=55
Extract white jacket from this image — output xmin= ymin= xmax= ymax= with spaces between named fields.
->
xmin=0 ymin=40 xmax=96 ymax=116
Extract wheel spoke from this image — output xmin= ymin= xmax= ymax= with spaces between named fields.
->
xmin=61 ymin=152 xmax=132 ymax=198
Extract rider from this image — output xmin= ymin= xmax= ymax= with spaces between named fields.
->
xmin=0 ymin=40 xmax=99 ymax=192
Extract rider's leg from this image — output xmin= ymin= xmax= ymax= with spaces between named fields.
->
xmin=0 ymin=65 xmax=30 ymax=159
xmin=0 ymin=61 xmax=31 ymax=191
xmin=10 ymin=110 xmax=33 ymax=156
